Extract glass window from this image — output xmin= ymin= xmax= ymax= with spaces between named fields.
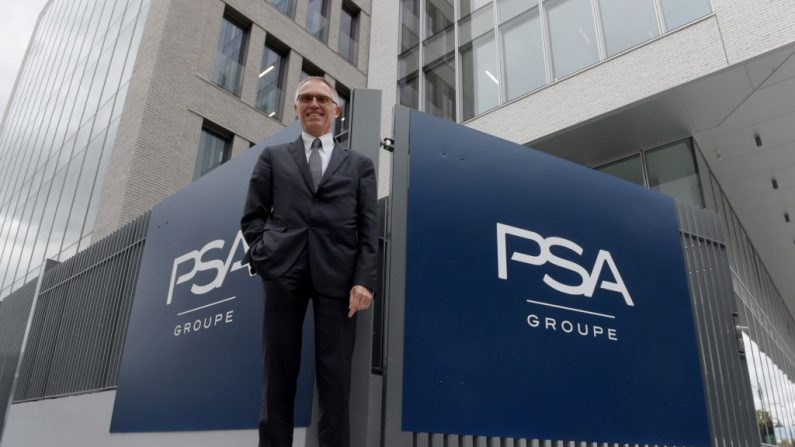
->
xmin=338 ymin=5 xmax=359 ymax=64
xmin=400 ymin=0 xmax=420 ymax=52
xmin=63 ymin=129 xmax=105 ymax=251
xmin=194 ymin=127 xmax=231 ymax=179
xmin=426 ymin=0 xmax=454 ymax=37
xmin=398 ymin=43 xmax=420 ymax=108
xmin=81 ymin=117 xmax=120 ymax=239
xmin=425 ymin=57 xmax=456 ymax=121
xmin=423 ymin=0 xmax=455 ymax=121
xmin=460 ymin=0 xmax=491 ymax=17
xmin=211 ymin=17 xmax=247 ymax=96
xmin=598 ymin=0 xmax=659 ymax=56
xmin=544 ymin=0 xmax=600 ymax=80
xmin=461 ymin=33 xmax=499 ymax=120
xmin=100 ymin=18 xmax=136 ymax=106
xmin=256 ymin=44 xmax=287 ymax=119
xmin=596 ymin=154 xmax=644 ymax=186
xmin=499 ymin=4 xmax=545 ymax=100
xmin=43 ymin=166 xmax=69 ymax=261
xmin=459 ymin=2 xmax=494 ymax=42
xmin=659 ymin=0 xmax=711 ymax=31
xmin=271 ymin=0 xmax=295 ymax=17
xmin=306 ymin=0 xmax=330 ymax=42
xmin=398 ymin=75 xmax=419 ymax=109
xmin=335 ymin=87 xmax=350 ymax=134
xmin=646 ymin=140 xmax=703 ymax=207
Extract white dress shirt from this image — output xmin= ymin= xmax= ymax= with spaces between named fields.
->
xmin=301 ymin=131 xmax=334 ymax=175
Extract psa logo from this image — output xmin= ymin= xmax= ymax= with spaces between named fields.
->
xmin=167 ymin=230 xmax=252 ymax=306
xmin=497 ymin=223 xmax=632 ymax=305
xmin=497 ymin=223 xmax=632 ymax=342
xmin=167 ymin=230 xmax=252 ymax=337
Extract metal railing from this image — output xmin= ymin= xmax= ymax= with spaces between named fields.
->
xmin=11 ymin=212 xmax=148 ymax=402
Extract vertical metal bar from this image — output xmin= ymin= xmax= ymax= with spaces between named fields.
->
xmin=678 ymin=206 xmax=705 ymax=440
xmin=489 ymin=1 xmax=503 ymax=106
xmin=652 ymin=0 xmax=665 ymax=32
xmin=105 ymin=216 xmax=140 ymax=385
xmin=453 ymin=0 xmax=462 ymax=121
xmin=345 ymin=88 xmax=383 ymax=447
xmin=99 ymin=223 xmax=130 ymax=387
xmin=693 ymin=205 xmax=730 ymax=447
xmin=538 ymin=0 xmax=553 ymax=84
xmin=418 ymin=0 xmax=426 ymax=112
xmin=704 ymin=212 xmax=742 ymax=447
xmin=82 ymin=239 xmax=105 ymax=391
xmin=381 ymin=105 xmax=412 ymax=447
xmin=2 ymin=259 xmax=48 ymax=428
xmin=0 ymin=282 xmax=35 ymax=436
xmin=108 ymin=213 xmax=148 ymax=386
xmin=590 ymin=0 xmax=606 ymax=61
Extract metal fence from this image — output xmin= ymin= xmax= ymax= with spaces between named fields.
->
xmin=677 ymin=201 xmax=758 ymax=447
xmin=11 ymin=212 xmax=148 ymax=402
xmin=0 ymin=282 xmax=37 ymax=435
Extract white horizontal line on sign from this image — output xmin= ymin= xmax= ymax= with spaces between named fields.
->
xmin=526 ymin=299 xmax=615 ymax=319
xmin=178 ymin=296 xmax=237 ymax=316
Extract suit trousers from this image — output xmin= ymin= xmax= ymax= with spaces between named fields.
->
xmin=259 ymin=249 xmax=357 ymax=447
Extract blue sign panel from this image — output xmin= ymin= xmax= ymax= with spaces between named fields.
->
xmin=111 ymin=124 xmax=314 ymax=432
xmin=401 ymin=111 xmax=710 ymax=446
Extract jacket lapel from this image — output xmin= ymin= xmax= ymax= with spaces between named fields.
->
xmin=288 ymin=137 xmax=314 ymax=192
xmin=318 ymin=145 xmax=349 ymax=189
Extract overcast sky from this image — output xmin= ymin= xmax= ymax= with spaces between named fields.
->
xmin=0 ymin=0 xmax=50 ymax=118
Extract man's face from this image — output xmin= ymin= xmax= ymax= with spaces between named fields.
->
xmin=294 ymin=80 xmax=341 ymax=138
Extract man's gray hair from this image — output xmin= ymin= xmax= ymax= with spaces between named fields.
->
xmin=294 ymin=76 xmax=339 ymax=104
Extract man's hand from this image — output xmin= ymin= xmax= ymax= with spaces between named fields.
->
xmin=348 ymin=285 xmax=373 ymax=318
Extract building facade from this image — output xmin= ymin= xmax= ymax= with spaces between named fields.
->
xmin=0 ymin=0 xmax=794 ymax=445
xmin=0 ymin=0 xmax=371 ymax=302
xmin=0 ymin=0 xmax=150 ymax=302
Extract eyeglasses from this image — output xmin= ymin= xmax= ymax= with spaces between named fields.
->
xmin=297 ymin=94 xmax=336 ymax=105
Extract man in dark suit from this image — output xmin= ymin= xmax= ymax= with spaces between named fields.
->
xmin=241 ymin=77 xmax=378 ymax=447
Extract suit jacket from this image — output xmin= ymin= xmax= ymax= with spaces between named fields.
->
xmin=240 ymin=136 xmax=378 ymax=298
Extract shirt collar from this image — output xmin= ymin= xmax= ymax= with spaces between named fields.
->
xmin=301 ymin=131 xmax=334 ymax=154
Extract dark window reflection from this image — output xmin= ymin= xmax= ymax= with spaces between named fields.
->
xmin=271 ymin=0 xmax=295 ymax=17
xmin=646 ymin=140 xmax=703 ymax=207
xmin=659 ymin=0 xmax=711 ymax=31
xmin=256 ymin=43 xmax=287 ymax=119
xmin=306 ymin=0 xmax=330 ymax=42
xmin=596 ymin=154 xmax=644 ymax=186
xmin=425 ymin=0 xmax=454 ymax=36
xmin=398 ymin=75 xmax=419 ymax=109
xmin=424 ymin=57 xmax=456 ymax=121
xmin=194 ymin=127 xmax=232 ymax=179
xmin=211 ymin=16 xmax=247 ymax=96
xmin=400 ymin=0 xmax=420 ymax=52
xmin=338 ymin=4 xmax=359 ymax=64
